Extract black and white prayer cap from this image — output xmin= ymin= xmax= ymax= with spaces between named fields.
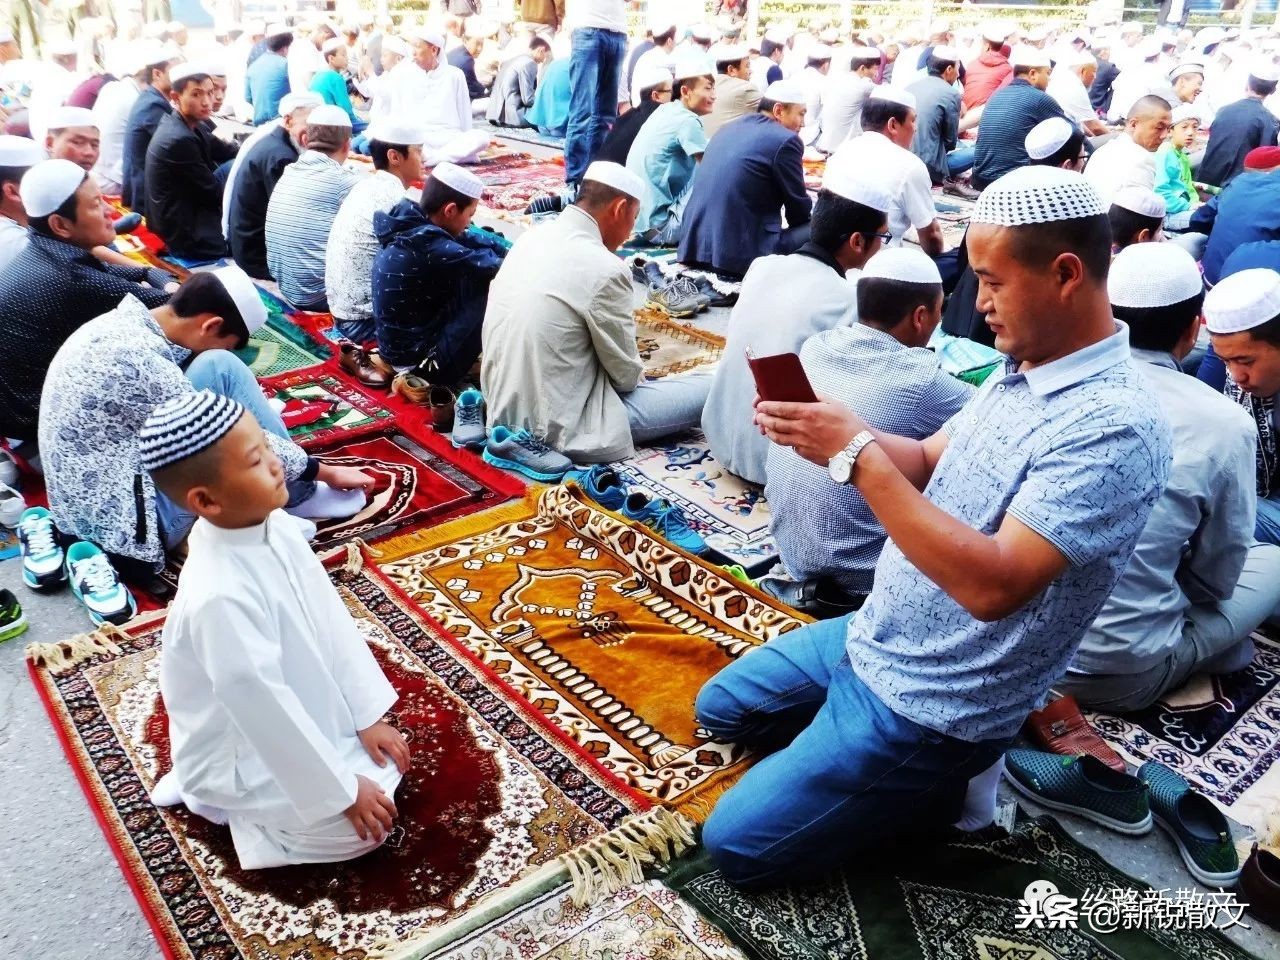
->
xmin=367 ymin=117 xmax=425 ymax=146
xmin=1009 ymin=45 xmax=1051 ymax=68
xmin=763 ymin=80 xmax=806 ymax=105
xmin=308 ymin=104 xmax=352 ymax=128
xmin=19 ymin=159 xmax=86 ymax=218
xmin=0 ymin=135 xmax=45 ymax=168
xmin=47 ymin=105 xmax=97 ymax=131
xmin=1108 ymin=243 xmax=1202 ymax=309
xmin=1111 ymin=185 xmax=1167 ymax=219
xmin=861 ymin=248 xmax=943 ymax=285
xmin=1025 ymin=117 xmax=1076 ymax=160
xmin=868 ymin=85 xmax=915 ymax=110
xmin=584 ymin=161 xmax=646 ymax=201
xmin=1204 ymin=269 xmax=1280 ymax=335
xmin=972 ymin=166 xmax=1106 ymax=227
xmin=139 ymin=390 xmax=245 ymax=473
xmin=430 ymin=162 xmax=485 ymax=200
xmin=278 ymin=91 xmax=322 ymax=118
xmin=211 ymin=264 xmax=268 ymax=334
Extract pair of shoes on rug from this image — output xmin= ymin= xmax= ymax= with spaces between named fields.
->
xmin=483 ymin=427 xmax=575 ymax=482
xmin=0 ymin=588 xmax=27 ymax=642
xmin=339 ymin=343 xmax=394 ymax=390
xmin=567 ymin=465 xmax=709 ymax=554
xmin=391 ymin=372 xmax=457 ymax=432
xmin=18 ymin=508 xmax=136 ymax=626
xmin=941 ymin=177 xmax=980 ymax=201
xmin=1003 ymin=749 xmax=1241 ymax=886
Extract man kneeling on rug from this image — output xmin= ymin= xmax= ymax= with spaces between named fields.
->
xmin=144 ymin=391 xmax=411 ymax=869
xmin=694 ymin=168 xmax=1173 ymax=887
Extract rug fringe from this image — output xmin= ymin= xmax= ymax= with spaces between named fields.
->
xmin=372 ymin=489 xmax=545 ymax=563
xmin=670 ymin=773 xmax=740 ymax=826
xmin=26 ymin=622 xmax=128 ymax=674
xmin=559 ymin=807 xmax=696 ymax=907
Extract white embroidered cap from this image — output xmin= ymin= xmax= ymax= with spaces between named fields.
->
xmin=19 ymin=159 xmax=86 ymax=218
xmin=983 ymin=22 xmax=1013 ymax=44
xmin=211 ymin=264 xmax=268 ymax=334
xmin=46 ymin=106 xmax=97 ymax=132
xmin=139 ymin=390 xmax=246 ymax=473
xmin=1204 ymin=268 xmax=1280 ymax=334
xmin=1110 ymin=185 xmax=1167 ymax=218
xmin=868 ymin=85 xmax=915 ymax=109
xmin=821 ymin=164 xmax=895 ymax=213
xmin=763 ymin=79 xmax=806 ymax=105
xmin=972 ymin=166 xmax=1107 ymax=226
xmin=277 ymin=91 xmax=322 ymax=118
xmin=367 ymin=117 xmax=425 ymax=146
xmin=1009 ymin=45 xmax=1051 ymax=68
xmin=861 ymin=248 xmax=943 ymax=285
xmin=1108 ymin=243 xmax=1203 ymax=309
xmin=0 ymin=135 xmax=44 ymax=168
xmin=716 ymin=43 xmax=749 ymax=62
xmin=430 ymin=161 xmax=485 ymax=200
xmin=307 ymin=103 xmax=352 ymax=127
xmin=930 ymin=44 xmax=961 ymax=64
xmin=672 ymin=51 xmax=715 ymax=81
xmin=1025 ymin=117 xmax=1076 ymax=160
xmin=583 ymin=161 xmax=646 ymax=201
xmin=805 ymin=44 xmax=834 ymax=62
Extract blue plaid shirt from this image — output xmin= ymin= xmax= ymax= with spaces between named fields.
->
xmin=846 ymin=323 xmax=1172 ymax=742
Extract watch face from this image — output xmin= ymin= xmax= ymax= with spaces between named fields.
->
xmin=828 ymin=454 xmax=851 ymax=484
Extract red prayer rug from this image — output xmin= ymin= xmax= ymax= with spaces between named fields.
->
xmin=27 ymin=551 xmax=690 ymax=960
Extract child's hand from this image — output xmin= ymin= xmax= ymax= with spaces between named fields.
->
xmin=359 ymin=720 xmax=412 ymax=772
xmin=344 ymin=774 xmax=397 ymax=841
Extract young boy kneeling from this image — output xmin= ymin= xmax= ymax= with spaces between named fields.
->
xmin=143 ymin=390 xmax=411 ymax=870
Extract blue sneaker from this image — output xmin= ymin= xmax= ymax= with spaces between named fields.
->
xmin=621 ymin=492 xmax=709 ymax=554
xmin=65 ymin=541 xmax=136 ymax=626
xmin=451 ymin=388 xmax=488 ymax=449
xmin=17 ymin=507 xmax=67 ymax=591
xmin=483 ymin=427 xmax=574 ymax=482
xmin=567 ymin=465 xmax=628 ymax=511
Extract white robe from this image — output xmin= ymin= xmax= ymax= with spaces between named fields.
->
xmin=154 ymin=512 xmax=400 ymax=870
xmin=288 ymin=38 xmax=326 ymax=97
xmin=91 ymin=77 xmax=142 ymax=194
xmin=382 ymin=59 xmax=489 ymax=165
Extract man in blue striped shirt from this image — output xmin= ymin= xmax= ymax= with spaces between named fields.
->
xmin=971 ymin=47 xmax=1068 ymax=189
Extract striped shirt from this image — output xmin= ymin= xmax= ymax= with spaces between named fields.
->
xmin=265 ymin=151 xmax=360 ymax=310
xmin=972 ymin=79 xmax=1068 ymax=189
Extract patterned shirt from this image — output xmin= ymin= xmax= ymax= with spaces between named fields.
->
xmin=265 ymin=151 xmax=360 ymax=310
xmin=325 ymin=170 xmax=407 ymax=342
xmin=766 ymin=324 xmax=972 ymax=594
xmin=38 ymin=296 xmax=310 ymax=568
xmin=846 ymin=323 xmax=1172 ymax=742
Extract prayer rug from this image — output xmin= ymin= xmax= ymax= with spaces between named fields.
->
xmin=612 ymin=430 xmax=777 ymax=569
xmin=234 ymin=297 xmax=332 ymax=377
xmin=27 ymin=553 xmax=680 ymax=960
xmin=635 ymin=305 xmax=725 ymax=380
xmin=376 ymin=484 xmax=808 ymax=815
xmin=0 ymin=525 xmax=17 ymax=561
xmin=493 ymin=127 xmax=567 ymax=151
xmin=259 ymin=370 xmax=395 ymax=449
xmin=1087 ymin=630 xmax=1280 ymax=835
xmin=664 ymin=813 xmax=1261 ymax=960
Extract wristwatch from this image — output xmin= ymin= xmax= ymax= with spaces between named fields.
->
xmin=828 ymin=430 xmax=877 ymax=485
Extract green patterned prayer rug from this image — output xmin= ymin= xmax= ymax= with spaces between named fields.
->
xmin=233 ymin=291 xmax=331 ymax=377
xmin=662 ymin=813 xmax=1260 ymax=960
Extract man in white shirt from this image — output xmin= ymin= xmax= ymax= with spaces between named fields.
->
xmin=1084 ymin=94 xmax=1173 ymax=205
xmin=826 ymin=87 xmax=945 ymax=256
xmin=816 ymin=46 xmax=880 ymax=153
xmin=1046 ymin=48 xmax=1109 ymax=137
xmin=364 ymin=35 xmax=409 ymax=123
xmin=27 ymin=40 xmax=81 ymax=145
xmin=287 ymin=20 xmax=334 ymax=95
xmin=92 ymin=45 xmax=161 ymax=194
xmin=382 ymin=28 xmax=489 ymax=166
xmin=0 ymin=135 xmax=43 ymax=272
xmin=795 ymin=45 xmax=832 ymax=146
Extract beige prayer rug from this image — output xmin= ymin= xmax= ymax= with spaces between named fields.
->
xmin=635 ymin=305 xmax=726 ymax=380
xmin=376 ymin=484 xmax=808 ymax=818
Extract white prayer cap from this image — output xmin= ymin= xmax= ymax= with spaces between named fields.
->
xmin=1120 ymin=21 xmax=1143 ymax=35
xmin=245 ymin=19 xmax=266 ymax=35
xmin=930 ymin=45 xmax=961 ymax=64
xmin=983 ymin=21 xmax=1014 ymax=44
xmin=383 ymin=35 xmax=410 ymax=58
xmin=46 ymin=106 xmax=97 ymax=132
xmin=972 ymin=166 xmax=1106 ymax=226
xmin=211 ymin=264 xmax=268 ymax=334
xmin=648 ymin=14 xmax=676 ymax=35
xmin=763 ymin=80 xmax=806 ymax=105
xmin=205 ymin=63 xmax=227 ymax=77
xmin=1025 ymin=117 xmax=1077 ymax=160
xmin=716 ymin=43 xmax=750 ymax=62
xmin=691 ymin=23 xmax=713 ymax=42
xmin=672 ymin=51 xmax=715 ymax=81
xmin=1110 ymin=185 xmax=1167 ymax=219
xmin=1009 ymin=45 xmax=1051 ymax=68
xmin=142 ymin=21 xmax=168 ymax=39
xmin=0 ymin=135 xmax=43 ymax=167
xmin=20 ymin=159 xmax=86 ymax=217
xmin=1168 ymin=61 xmax=1205 ymax=80
xmin=430 ymin=161 xmax=484 ymax=200
xmin=868 ymin=85 xmax=916 ymax=110
xmin=48 ymin=37 xmax=78 ymax=57
xmin=763 ymin=28 xmax=789 ymax=45
xmin=634 ymin=63 xmax=673 ymax=93
xmin=0 ymin=28 xmax=13 ymax=44
xmin=806 ymin=44 xmax=834 ymax=62
xmin=1249 ymin=56 xmax=1280 ymax=83
xmin=277 ymin=91 xmax=322 ymax=118
xmin=583 ymin=161 xmax=646 ymax=201
xmin=416 ymin=27 xmax=446 ymax=50
xmin=849 ymin=45 xmax=881 ymax=61
xmin=1171 ymin=102 xmax=1202 ymax=125
xmin=123 ymin=40 xmax=170 ymax=73
xmin=139 ymin=390 xmax=246 ymax=473
xmin=1108 ymin=243 xmax=1202 ymax=309
xmin=821 ymin=164 xmax=894 ymax=213
xmin=1204 ymin=269 xmax=1280 ymax=334
xmin=1138 ymin=37 xmax=1163 ymax=59
xmin=169 ymin=62 xmax=211 ymax=84
xmin=860 ymin=248 xmax=942 ymax=285
xmin=1058 ymin=47 xmax=1097 ymax=68
xmin=307 ymin=104 xmax=352 ymax=128
xmin=321 ymin=36 xmax=345 ymax=55
xmin=1027 ymin=24 xmax=1052 ymax=42
xmin=465 ymin=17 xmax=498 ymax=39
xmin=367 ymin=116 xmax=425 ymax=145
xmin=266 ymin=22 xmax=290 ymax=38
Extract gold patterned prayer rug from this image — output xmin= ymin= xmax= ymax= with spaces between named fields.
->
xmin=375 ymin=484 xmax=808 ymax=817
xmin=635 ymin=305 xmax=725 ymax=380
xmin=28 ymin=550 xmax=690 ymax=960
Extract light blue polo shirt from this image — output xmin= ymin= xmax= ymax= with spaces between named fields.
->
xmin=846 ymin=323 xmax=1173 ymax=743
xmin=625 ymin=100 xmax=708 ymax=234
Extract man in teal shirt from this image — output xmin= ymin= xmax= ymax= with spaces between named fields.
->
xmin=625 ymin=53 xmax=716 ymax=245
xmin=311 ymin=37 xmax=366 ymax=132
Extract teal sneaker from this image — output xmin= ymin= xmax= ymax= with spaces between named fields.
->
xmin=567 ymin=465 xmax=628 ymax=512
xmin=622 ymin=492 xmax=709 ymax=554
xmin=1138 ymin=761 xmax=1241 ymax=886
xmin=17 ymin=506 xmax=67 ymax=592
xmin=1003 ymin=749 xmax=1152 ymax=835
xmin=65 ymin=542 xmax=136 ymax=627
xmin=0 ymin=589 xmax=27 ymax=643
xmin=451 ymin=389 xmax=487 ymax=449
xmin=483 ymin=427 xmax=574 ymax=482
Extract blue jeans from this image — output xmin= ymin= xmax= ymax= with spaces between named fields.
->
xmin=565 ymin=27 xmax=627 ymax=185
xmin=156 ymin=350 xmax=314 ymax=547
xmin=1257 ymin=494 xmax=1280 ymax=547
xmin=620 ymin=372 xmax=711 ymax=445
xmin=946 ymin=145 xmax=976 ymax=177
xmin=695 ymin=614 xmax=1008 ymax=887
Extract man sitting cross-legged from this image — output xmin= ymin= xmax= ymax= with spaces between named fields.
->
xmin=695 ymin=168 xmax=1171 ymax=886
xmin=764 ymin=249 xmax=973 ymax=611
xmin=38 ymin=267 xmax=372 ymax=583
xmin=1058 ymin=243 xmax=1280 ymax=712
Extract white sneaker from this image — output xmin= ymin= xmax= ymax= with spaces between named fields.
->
xmin=0 ymin=449 xmax=17 ymax=487
xmin=0 ymin=483 xmax=25 ymax=528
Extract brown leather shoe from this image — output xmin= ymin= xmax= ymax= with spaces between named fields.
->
xmin=367 ymin=349 xmax=395 ymax=380
xmin=338 ymin=344 xmax=391 ymax=390
xmin=429 ymin=385 xmax=456 ymax=432
xmin=1241 ymin=844 xmax=1280 ymax=930
xmin=391 ymin=371 xmax=431 ymax=404
xmin=1024 ymin=695 xmax=1126 ymax=773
